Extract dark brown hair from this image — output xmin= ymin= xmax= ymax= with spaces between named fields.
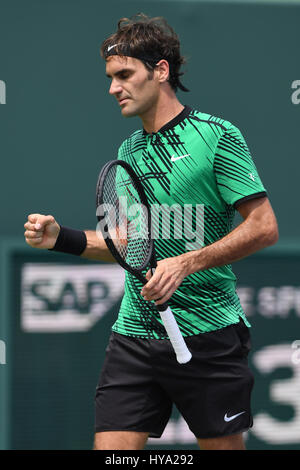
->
xmin=100 ymin=13 xmax=188 ymax=92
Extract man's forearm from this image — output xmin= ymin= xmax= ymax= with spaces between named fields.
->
xmin=81 ymin=230 xmax=116 ymax=262
xmin=141 ymin=197 xmax=278 ymax=305
xmin=180 ymin=215 xmax=278 ymax=277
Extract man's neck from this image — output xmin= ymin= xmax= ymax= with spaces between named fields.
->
xmin=141 ymin=93 xmax=184 ymax=134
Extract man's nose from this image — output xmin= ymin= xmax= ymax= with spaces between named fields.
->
xmin=109 ymin=79 xmax=122 ymax=96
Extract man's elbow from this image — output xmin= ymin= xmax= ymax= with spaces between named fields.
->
xmin=263 ymin=220 xmax=279 ymax=247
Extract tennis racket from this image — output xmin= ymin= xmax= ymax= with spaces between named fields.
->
xmin=96 ymin=159 xmax=192 ymax=364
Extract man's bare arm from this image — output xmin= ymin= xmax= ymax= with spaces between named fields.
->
xmin=81 ymin=230 xmax=115 ymax=262
xmin=182 ymin=196 xmax=278 ymax=275
xmin=141 ymin=197 xmax=279 ymax=305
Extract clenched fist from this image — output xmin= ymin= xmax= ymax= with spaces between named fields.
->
xmin=24 ymin=213 xmax=60 ymax=249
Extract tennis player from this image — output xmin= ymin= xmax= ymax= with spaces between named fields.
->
xmin=24 ymin=14 xmax=278 ymax=450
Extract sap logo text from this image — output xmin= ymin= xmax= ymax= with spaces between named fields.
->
xmin=21 ymin=264 xmax=124 ymax=332
xmin=0 ymin=80 xmax=6 ymax=104
xmin=0 ymin=340 xmax=6 ymax=365
xmin=30 ymin=279 xmax=109 ymax=313
xmin=291 ymin=80 xmax=300 ymax=105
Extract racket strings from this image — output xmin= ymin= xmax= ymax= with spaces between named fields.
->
xmin=101 ymin=165 xmax=151 ymax=269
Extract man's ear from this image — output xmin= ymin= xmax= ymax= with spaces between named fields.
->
xmin=155 ymin=59 xmax=170 ymax=84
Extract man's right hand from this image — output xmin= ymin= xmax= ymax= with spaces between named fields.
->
xmin=24 ymin=213 xmax=60 ymax=249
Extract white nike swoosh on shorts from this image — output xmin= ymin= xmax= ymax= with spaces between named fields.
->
xmin=224 ymin=411 xmax=246 ymax=422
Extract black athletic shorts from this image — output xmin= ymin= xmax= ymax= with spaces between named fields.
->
xmin=94 ymin=319 xmax=254 ymax=439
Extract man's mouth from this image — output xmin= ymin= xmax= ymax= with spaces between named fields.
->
xmin=118 ymin=98 xmax=130 ymax=105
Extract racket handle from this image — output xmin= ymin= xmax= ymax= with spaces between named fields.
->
xmin=157 ymin=305 xmax=192 ymax=364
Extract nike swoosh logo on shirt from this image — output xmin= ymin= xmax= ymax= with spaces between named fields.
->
xmin=171 ymin=154 xmax=190 ymax=162
xmin=224 ymin=411 xmax=246 ymax=422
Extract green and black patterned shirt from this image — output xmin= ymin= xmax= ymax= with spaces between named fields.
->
xmin=112 ymin=106 xmax=266 ymax=339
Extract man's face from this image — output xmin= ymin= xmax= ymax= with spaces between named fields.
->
xmin=105 ymin=55 xmax=160 ymax=118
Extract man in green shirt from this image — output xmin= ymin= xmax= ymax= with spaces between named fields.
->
xmin=24 ymin=14 xmax=278 ymax=450
xmin=114 ymin=105 xmax=266 ymax=339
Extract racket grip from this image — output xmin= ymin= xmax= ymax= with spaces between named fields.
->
xmin=157 ymin=305 xmax=192 ymax=364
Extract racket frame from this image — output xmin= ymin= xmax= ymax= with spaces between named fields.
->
xmin=96 ymin=159 xmax=156 ymax=285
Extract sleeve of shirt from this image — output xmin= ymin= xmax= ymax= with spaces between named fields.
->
xmin=213 ymin=124 xmax=267 ymax=208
